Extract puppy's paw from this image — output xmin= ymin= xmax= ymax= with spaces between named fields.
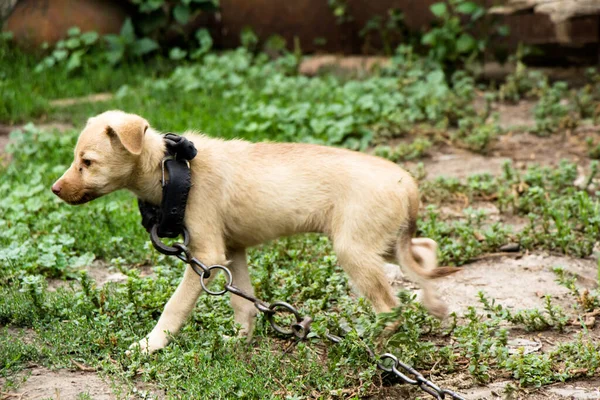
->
xmin=424 ymin=299 xmax=449 ymax=320
xmin=126 ymin=335 xmax=168 ymax=356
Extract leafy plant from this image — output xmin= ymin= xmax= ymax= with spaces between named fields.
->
xmin=131 ymin=0 xmax=219 ymax=38
xmin=360 ymin=9 xmax=415 ymax=55
xmin=422 ymin=0 xmax=507 ymax=74
xmin=532 ymin=81 xmax=572 ymax=135
xmin=328 ymin=0 xmax=353 ymax=24
xmin=168 ymin=29 xmax=213 ymax=60
xmin=497 ymin=44 xmax=546 ymax=103
xmin=374 ymin=137 xmax=433 ymax=162
xmin=35 ymin=27 xmax=101 ymax=73
xmin=586 ymin=136 xmax=600 ymax=159
xmin=104 ymin=18 xmax=159 ymax=65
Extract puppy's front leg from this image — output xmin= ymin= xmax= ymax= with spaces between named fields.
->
xmin=132 ymin=250 xmax=225 ymax=354
xmin=227 ymin=248 xmax=258 ymax=339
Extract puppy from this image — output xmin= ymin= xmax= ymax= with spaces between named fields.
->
xmin=52 ymin=110 xmax=457 ymax=353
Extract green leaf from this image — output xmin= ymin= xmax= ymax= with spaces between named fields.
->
xmin=430 ymin=2 xmax=448 ymax=18
xmin=455 ymin=1 xmax=479 ymax=15
xmin=120 ymin=18 xmax=136 ymax=43
xmin=67 ymin=26 xmax=81 ymax=37
xmin=133 ymin=37 xmax=159 ymax=56
xmin=66 ymin=50 xmax=84 ymax=71
xmin=80 ymin=31 xmax=99 ymax=45
xmin=65 ymin=37 xmax=81 ymax=49
xmin=169 ymin=47 xmax=188 ymax=60
xmin=456 ymin=33 xmax=476 ymax=53
xmin=194 ymin=29 xmax=213 ymax=55
xmin=173 ymin=4 xmax=191 ymax=25
xmin=421 ymin=31 xmax=436 ymax=46
xmin=105 ymin=49 xmax=124 ymax=65
xmin=497 ymin=25 xmax=510 ymax=37
xmin=103 ymin=34 xmax=122 ymax=49
xmin=52 ymin=49 xmax=69 ymax=61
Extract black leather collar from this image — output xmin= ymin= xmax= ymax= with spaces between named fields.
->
xmin=138 ymin=133 xmax=197 ymax=238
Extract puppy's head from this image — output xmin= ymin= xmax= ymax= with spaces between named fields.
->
xmin=52 ymin=110 xmax=149 ymax=205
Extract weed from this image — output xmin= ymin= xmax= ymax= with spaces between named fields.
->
xmin=423 ymin=0 xmax=507 ymax=75
xmin=373 ymin=137 xmax=433 ymax=162
xmin=454 ymin=114 xmax=502 ymax=153
xmin=586 ymin=137 xmax=600 ymax=159
xmin=497 ymin=45 xmax=547 ymax=103
xmin=35 ymin=28 xmax=101 ymax=73
xmin=532 ymin=81 xmax=571 ymax=135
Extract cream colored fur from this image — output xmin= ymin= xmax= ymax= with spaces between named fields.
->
xmin=52 ymin=110 xmax=456 ymax=354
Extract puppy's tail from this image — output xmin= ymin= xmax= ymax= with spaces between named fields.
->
xmin=396 ymin=236 xmax=461 ymax=280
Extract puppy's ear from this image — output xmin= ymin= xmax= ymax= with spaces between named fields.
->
xmin=106 ymin=115 xmax=149 ymax=155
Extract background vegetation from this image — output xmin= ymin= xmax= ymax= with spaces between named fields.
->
xmin=1 ymin=0 xmax=599 ymax=398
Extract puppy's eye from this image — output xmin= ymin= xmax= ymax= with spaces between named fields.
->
xmin=83 ymin=159 xmax=92 ymax=167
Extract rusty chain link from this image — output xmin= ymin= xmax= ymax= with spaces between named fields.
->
xmin=151 ymin=227 xmax=467 ymax=400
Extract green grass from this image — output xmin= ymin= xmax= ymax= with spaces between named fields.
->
xmin=0 ymin=42 xmax=172 ymax=124
xmin=1 ymin=41 xmax=600 ymax=398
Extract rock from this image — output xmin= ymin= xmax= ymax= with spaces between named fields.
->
xmin=3 ymin=0 xmax=127 ymax=48
xmin=499 ymin=243 xmax=521 ymax=252
xmin=507 ymin=338 xmax=542 ymax=355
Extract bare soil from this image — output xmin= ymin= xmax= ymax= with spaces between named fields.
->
xmin=46 ymin=261 xmax=153 ymax=292
xmin=0 ymin=367 xmax=116 ymax=400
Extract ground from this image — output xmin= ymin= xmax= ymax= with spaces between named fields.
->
xmin=0 ymin=49 xmax=599 ymax=399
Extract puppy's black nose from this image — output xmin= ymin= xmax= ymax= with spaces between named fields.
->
xmin=51 ymin=182 xmax=62 ymax=195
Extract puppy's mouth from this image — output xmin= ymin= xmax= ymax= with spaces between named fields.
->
xmin=65 ymin=192 xmax=101 ymax=205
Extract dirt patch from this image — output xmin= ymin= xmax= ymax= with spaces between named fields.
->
xmin=402 ymin=129 xmax=594 ymax=182
xmin=491 ymin=130 xmax=591 ymax=167
xmin=50 ymin=93 xmax=113 ymax=108
xmin=0 ymin=135 xmax=9 ymax=160
xmin=494 ymin=100 xmax=537 ymax=131
xmin=299 ymin=55 xmax=390 ymax=76
xmin=463 ymin=377 xmax=600 ymax=400
xmin=3 ymin=328 xmax=37 ymax=345
xmin=419 ymin=147 xmax=511 ymax=180
xmin=432 ymin=253 xmax=597 ymax=315
xmin=0 ymin=367 xmax=115 ymax=400
xmin=47 ymin=261 xmax=154 ymax=292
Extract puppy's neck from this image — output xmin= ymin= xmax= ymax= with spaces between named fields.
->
xmin=128 ymin=129 xmax=165 ymax=205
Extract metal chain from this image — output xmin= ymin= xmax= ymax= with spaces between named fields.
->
xmin=151 ymin=227 xmax=466 ymax=400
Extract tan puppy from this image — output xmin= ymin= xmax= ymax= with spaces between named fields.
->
xmin=52 ymin=110 xmax=457 ymax=353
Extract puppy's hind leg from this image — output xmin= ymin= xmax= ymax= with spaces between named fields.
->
xmin=334 ymin=237 xmax=398 ymax=314
xmin=227 ymin=248 xmax=258 ymax=340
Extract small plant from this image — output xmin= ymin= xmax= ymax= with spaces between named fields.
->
xmin=168 ymin=29 xmax=213 ymax=61
xmin=360 ymin=9 xmax=415 ymax=55
xmin=328 ymin=0 xmax=353 ymax=24
xmin=423 ymin=0 xmax=507 ymax=75
xmin=373 ymin=137 xmax=432 ymax=162
xmin=104 ymin=18 xmax=159 ymax=65
xmin=532 ymin=81 xmax=572 ymax=135
xmin=35 ymin=27 xmax=101 ymax=73
xmin=454 ymin=114 xmax=502 ymax=153
xmin=586 ymin=137 xmax=600 ymax=159
xmin=131 ymin=0 xmax=219 ymax=39
xmin=498 ymin=45 xmax=546 ymax=103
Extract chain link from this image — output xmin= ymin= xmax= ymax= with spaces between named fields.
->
xmin=150 ymin=229 xmax=466 ymax=400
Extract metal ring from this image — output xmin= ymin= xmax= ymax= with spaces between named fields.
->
xmin=377 ymin=353 xmax=398 ymax=372
xmin=267 ymin=301 xmax=303 ymax=336
xmin=391 ymin=363 xmax=419 ymax=385
xmin=150 ymin=225 xmax=190 ymax=255
xmin=291 ymin=316 xmax=313 ymax=339
xmin=200 ymin=265 xmax=233 ymax=296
